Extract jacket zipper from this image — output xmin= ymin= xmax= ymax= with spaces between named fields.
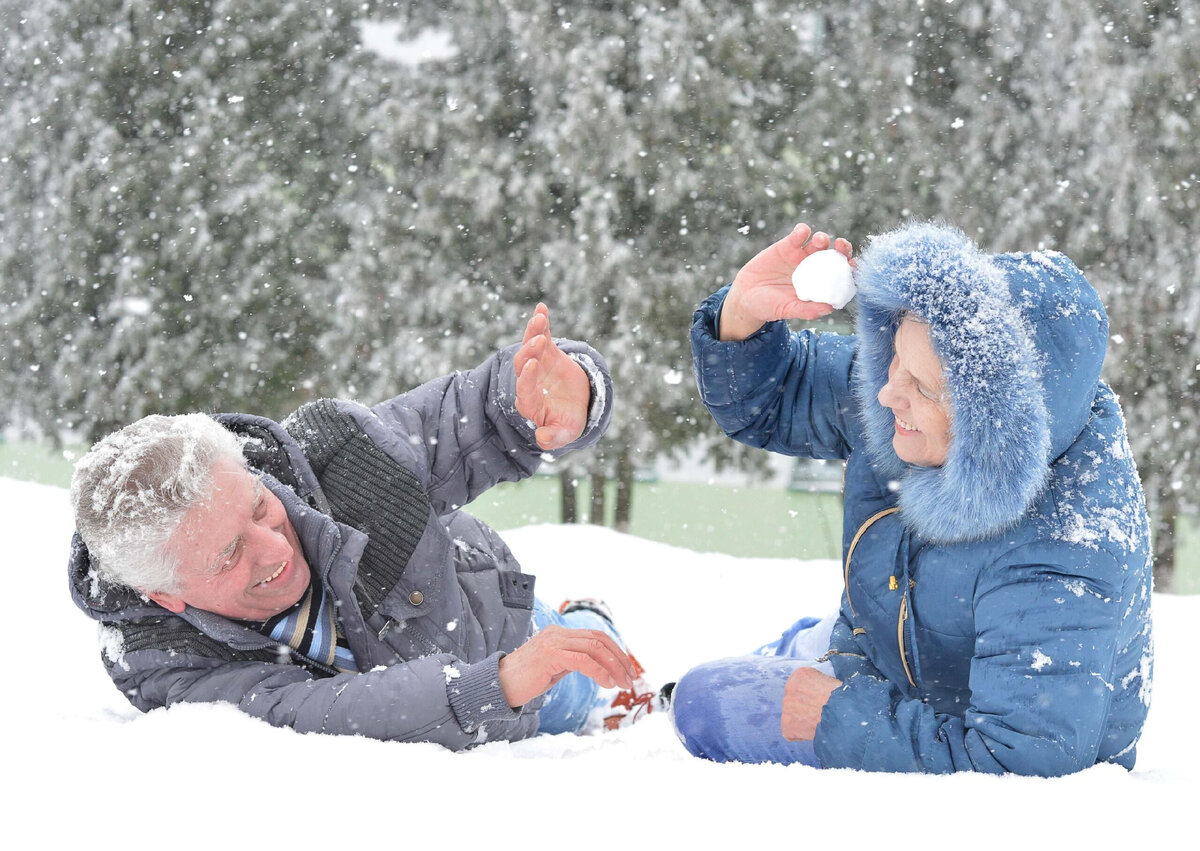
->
xmin=897 ymin=594 xmax=916 ymax=688
xmin=294 ymin=651 xmax=339 ymax=677
xmin=843 ymin=506 xmax=901 ymax=616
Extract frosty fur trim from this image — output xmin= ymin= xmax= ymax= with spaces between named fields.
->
xmin=853 ymin=222 xmax=1051 ymax=544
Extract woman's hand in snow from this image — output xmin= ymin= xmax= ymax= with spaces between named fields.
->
xmin=720 ymin=223 xmax=853 ymax=341
xmin=514 ymin=303 xmax=591 ymax=450
xmin=781 ymin=666 xmax=842 ymax=741
xmin=498 ymin=625 xmax=636 ymax=709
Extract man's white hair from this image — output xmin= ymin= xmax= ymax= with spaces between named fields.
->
xmin=71 ymin=414 xmax=247 ymax=594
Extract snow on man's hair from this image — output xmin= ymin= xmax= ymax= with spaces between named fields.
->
xmin=70 ymin=414 xmax=247 ymax=594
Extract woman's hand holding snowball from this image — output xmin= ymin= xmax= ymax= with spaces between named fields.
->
xmin=719 ymin=223 xmax=855 ymax=342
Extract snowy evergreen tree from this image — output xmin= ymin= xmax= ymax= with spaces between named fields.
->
xmin=1078 ymin=2 xmax=1200 ymax=586
xmin=335 ymin=0 xmax=840 ymax=525
xmin=793 ymin=0 xmax=1198 ymax=584
xmin=2 ymin=0 xmax=1194 ymax=580
xmin=0 ymin=0 xmax=382 ymax=439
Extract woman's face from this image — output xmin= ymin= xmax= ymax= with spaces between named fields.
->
xmin=877 ymin=318 xmax=953 ymax=467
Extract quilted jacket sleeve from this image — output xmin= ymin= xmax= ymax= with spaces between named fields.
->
xmin=814 ymin=543 xmax=1131 ymax=776
xmin=366 ymin=340 xmax=613 ymax=515
xmin=824 ymin=610 xmax=889 ymax=682
xmin=108 ymin=644 xmax=539 ymax=750
xmin=691 ymin=286 xmax=860 ymax=460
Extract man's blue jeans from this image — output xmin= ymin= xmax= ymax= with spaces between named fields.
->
xmin=670 ymin=615 xmax=835 ymax=766
xmin=531 ymin=599 xmax=624 ymax=735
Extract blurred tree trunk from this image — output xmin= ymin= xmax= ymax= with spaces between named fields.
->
xmin=615 ymin=450 xmax=634 ymax=533
xmin=559 ymin=470 xmax=577 ymax=524
xmin=590 ymin=473 xmax=607 ymax=525
xmin=1152 ymin=491 xmax=1177 ymax=591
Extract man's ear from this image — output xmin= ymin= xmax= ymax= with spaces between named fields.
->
xmin=145 ymin=591 xmax=186 ymax=614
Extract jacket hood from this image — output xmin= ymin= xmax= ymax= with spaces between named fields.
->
xmin=853 ymin=222 xmax=1108 ymax=543
xmin=69 ymin=531 xmax=162 ymax=623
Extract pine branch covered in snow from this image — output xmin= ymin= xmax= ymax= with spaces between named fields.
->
xmin=1 ymin=0 xmax=1195 ymax=580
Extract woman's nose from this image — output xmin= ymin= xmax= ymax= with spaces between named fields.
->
xmin=878 ymin=378 xmax=898 ymax=409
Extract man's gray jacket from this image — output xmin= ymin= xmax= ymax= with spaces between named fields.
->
xmin=68 ymin=341 xmax=613 ymax=750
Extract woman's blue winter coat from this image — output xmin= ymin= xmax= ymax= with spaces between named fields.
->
xmin=690 ymin=223 xmax=1152 ymax=776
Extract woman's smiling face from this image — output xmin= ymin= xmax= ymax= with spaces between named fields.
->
xmin=877 ymin=317 xmax=953 ymax=467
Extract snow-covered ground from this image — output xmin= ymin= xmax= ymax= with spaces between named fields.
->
xmin=7 ymin=476 xmax=1194 ymax=847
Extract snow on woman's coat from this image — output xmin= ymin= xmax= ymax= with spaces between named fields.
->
xmin=690 ymin=222 xmax=1152 ymax=776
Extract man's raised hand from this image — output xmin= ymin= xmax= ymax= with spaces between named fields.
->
xmin=514 ymin=303 xmax=591 ymax=450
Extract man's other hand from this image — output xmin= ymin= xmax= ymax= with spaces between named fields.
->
xmin=497 ymin=625 xmax=636 ymax=709
xmin=514 ymin=303 xmax=590 ymax=450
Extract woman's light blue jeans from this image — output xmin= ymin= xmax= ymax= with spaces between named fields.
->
xmin=670 ymin=615 xmax=835 ymax=766
xmin=531 ymin=598 xmax=624 ymax=735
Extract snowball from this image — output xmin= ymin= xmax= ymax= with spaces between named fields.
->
xmin=791 ymin=249 xmax=856 ymax=309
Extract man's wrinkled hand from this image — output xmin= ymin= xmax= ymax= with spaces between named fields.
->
xmin=513 ymin=303 xmax=591 ymax=450
xmin=781 ymin=666 xmax=842 ymax=741
xmin=497 ymin=625 xmax=636 ymax=709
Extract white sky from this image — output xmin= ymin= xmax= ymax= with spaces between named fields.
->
xmin=358 ymin=21 xmax=457 ymax=66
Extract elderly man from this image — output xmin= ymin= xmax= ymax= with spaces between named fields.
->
xmin=70 ymin=305 xmax=656 ymax=749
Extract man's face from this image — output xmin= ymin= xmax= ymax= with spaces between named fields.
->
xmin=877 ymin=318 xmax=953 ymax=467
xmin=148 ymin=459 xmax=312 ymax=621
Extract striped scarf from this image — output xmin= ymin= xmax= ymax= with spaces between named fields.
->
xmin=260 ymin=571 xmax=358 ymax=673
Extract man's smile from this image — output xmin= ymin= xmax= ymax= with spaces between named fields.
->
xmin=258 ymin=560 xmax=289 ymax=587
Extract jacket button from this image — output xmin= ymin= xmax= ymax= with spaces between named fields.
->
xmin=409 ymin=591 xmax=424 ymax=606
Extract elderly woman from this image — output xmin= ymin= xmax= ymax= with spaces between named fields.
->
xmin=672 ymin=222 xmax=1153 ymax=776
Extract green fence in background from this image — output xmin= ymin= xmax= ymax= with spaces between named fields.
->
xmin=7 ymin=439 xmax=1196 ymax=591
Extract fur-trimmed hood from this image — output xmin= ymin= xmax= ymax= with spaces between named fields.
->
xmin=854 ymin=222 xmax=1109 ymax=544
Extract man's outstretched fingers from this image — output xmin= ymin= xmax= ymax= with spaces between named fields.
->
xmin=515 ymin=354 xmax=544 ymax=420
xmin=515 ymin=303 xmax=552 ymax=379
xmin=569 ymin=629 xmax=636 ymax=687
xmin=560 ymin=651 xmax=621 ymax=690
xmin=522 ymin=302 xmax=551 ymax=344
